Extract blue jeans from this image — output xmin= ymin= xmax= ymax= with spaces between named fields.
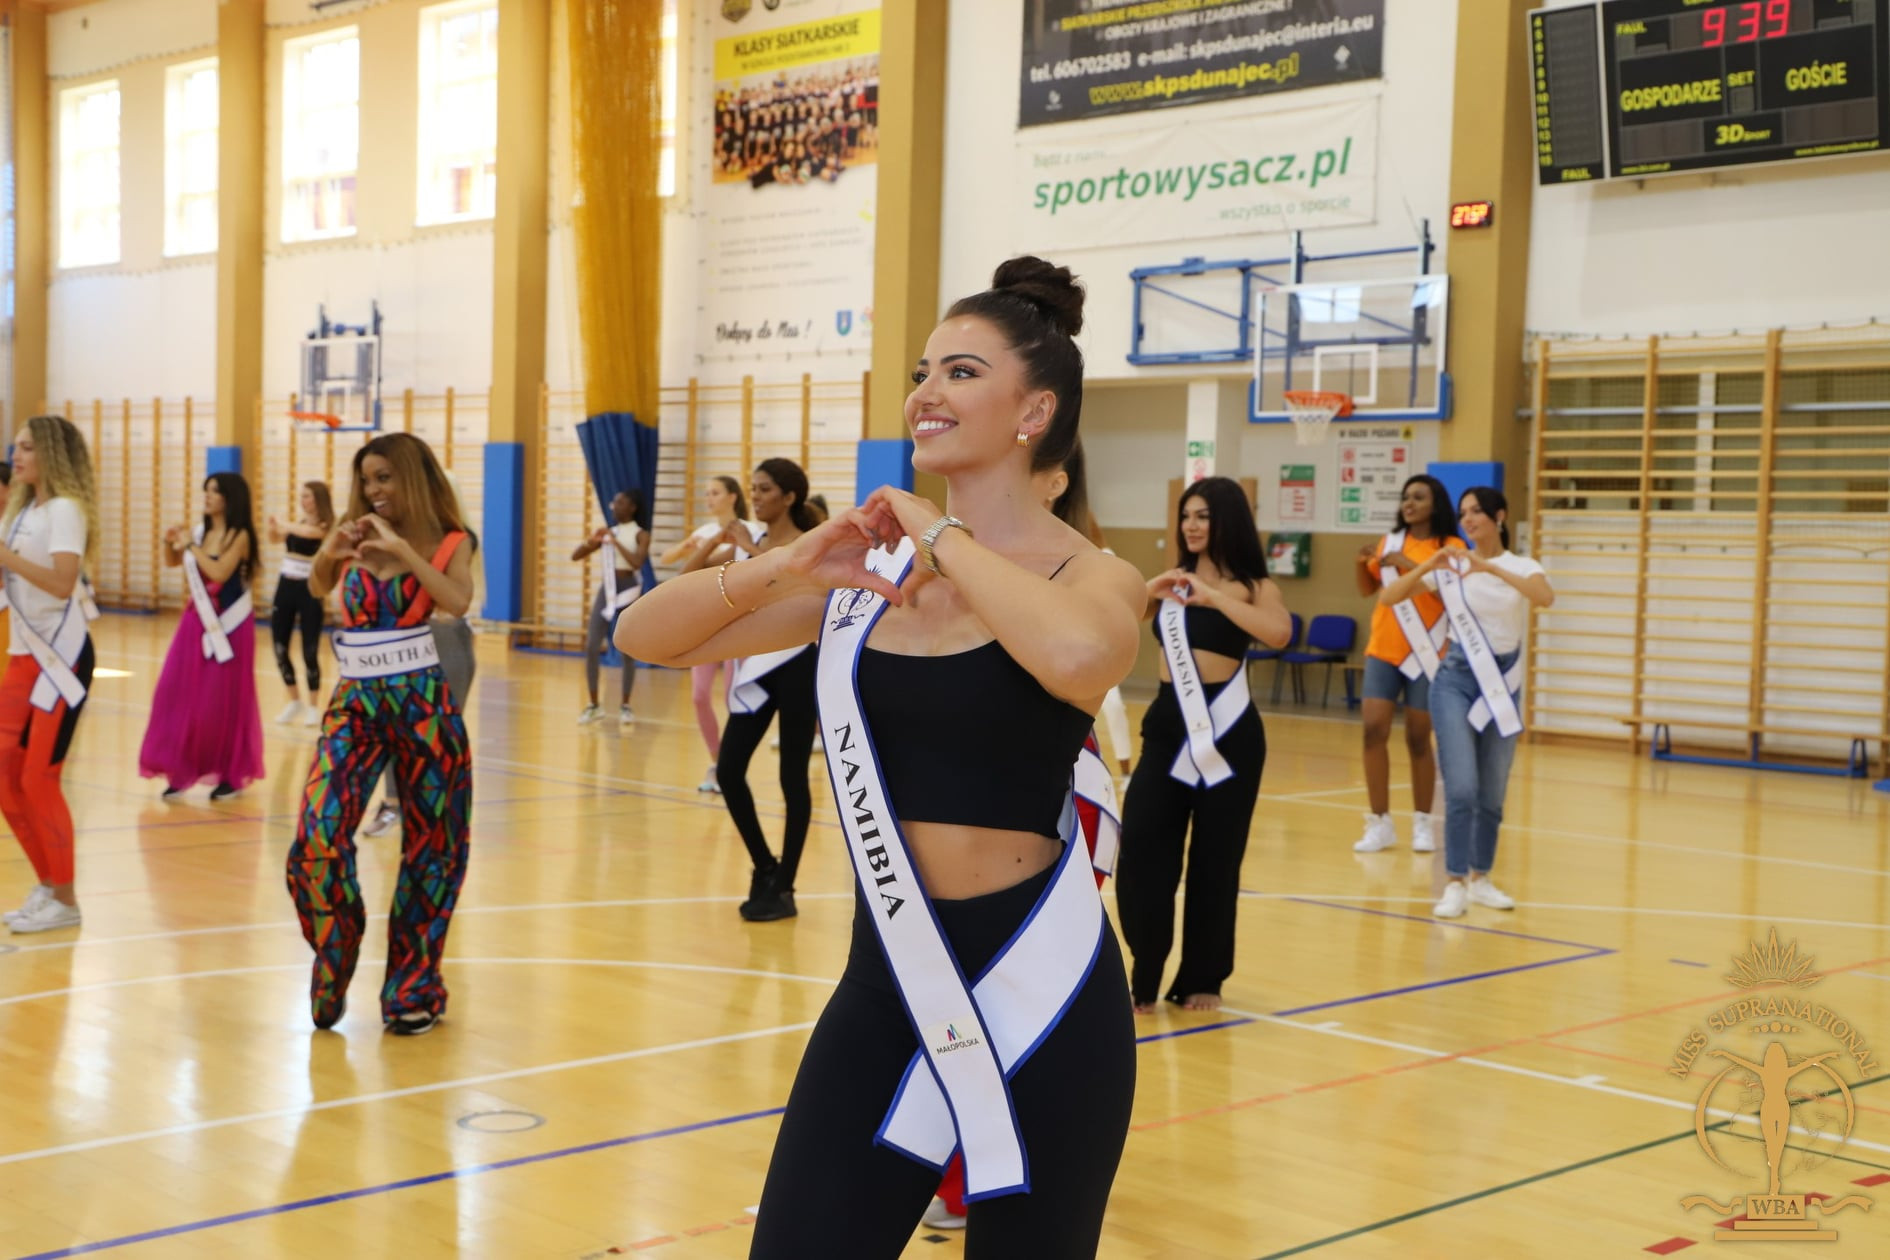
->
xmin=1427 ymin=644 xmax=1521 ymax=879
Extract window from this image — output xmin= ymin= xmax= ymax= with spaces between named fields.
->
xmin=282 ymin=28 xmax=359 ymax=242
xmin=165 ymin=59 xmax=218 ymax=257
xmin=417 ymin=1 xmax=497 ymax=224
xmin=659 ymin=0 xmax=678 ymax=197
xmin=59 ymin=81 xmax=120 ymax=268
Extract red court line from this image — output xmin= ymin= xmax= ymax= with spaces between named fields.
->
xmin=1643 ymin=1238 xmax=1694 ymax=1255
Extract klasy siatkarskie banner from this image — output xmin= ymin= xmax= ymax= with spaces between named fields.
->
xmin=1020 ymin=0 xmax=1384 ymax=128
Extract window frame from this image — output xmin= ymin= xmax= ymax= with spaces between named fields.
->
xmin=58 ymin=79 xmax=122 ymax=270
xmin=164 ymin=58 xmax=220 ymax=259
xmin=416 ymin=0 xmax=499 ymax=226
xmin=281 ymin=26 xmax=361 ymax=244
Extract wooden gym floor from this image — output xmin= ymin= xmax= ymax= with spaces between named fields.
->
xmin=0 ymin=612 xmax=1886 ymax=1259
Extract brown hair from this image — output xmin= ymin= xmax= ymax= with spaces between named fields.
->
xmin=345 ymin=432 xmax=466 ymax=541
xmin=303 ymin=480 xmax=335 ymax=529
xmin=3 ymin=415 xmax=99 ymax=566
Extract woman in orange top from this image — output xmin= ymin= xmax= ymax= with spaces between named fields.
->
xmin=1353 ymin=475 xmax=1461 ymax=854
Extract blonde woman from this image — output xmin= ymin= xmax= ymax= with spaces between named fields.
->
xmin=661 ymin=474 xmax=749 ymax=793
xmin=0 ymin=416 xmax=100 ymax=933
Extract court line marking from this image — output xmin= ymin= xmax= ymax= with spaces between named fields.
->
xmin=6 ymin=1106 xmax=791 ymax=1260
xmin=1246 ymin=1071 xmax=1890 ymax=1259
xmin=0 ymin=956 xmax=838 ymax=1010
xmin=1274 ymin=794 xmax=1890 ymax=879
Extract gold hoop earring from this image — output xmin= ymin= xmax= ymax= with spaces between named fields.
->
xmin=1016 ymin=432 xmax=1030 ymax=447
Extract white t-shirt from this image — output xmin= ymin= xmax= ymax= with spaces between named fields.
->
xmin=1426 ymin=551 xmax=1545 ymax=655
xmin=688 ymin=521 xmax=723 ymax=546
xmin=606 ymin=522 xmax=643 ymax=570
xmin=5 ymin=497 xmax=88 ymax=655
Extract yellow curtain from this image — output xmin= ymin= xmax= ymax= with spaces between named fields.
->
xmin=567 ymin=0 xmax=664 ymax=425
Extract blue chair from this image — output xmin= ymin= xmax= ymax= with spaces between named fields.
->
xmin=1280 ymin=615 xmax=1358 ymax=707
xmin=1246 ymin=612 xmax=1302 ymax=705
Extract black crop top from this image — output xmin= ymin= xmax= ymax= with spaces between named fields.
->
xmin=1153 ymin=604 xmax=1251 ymax=660
xmin=857 ymin=641 xmax=1094 ymax=839
xmin=285 ymin=533 xmax=321 ymax=557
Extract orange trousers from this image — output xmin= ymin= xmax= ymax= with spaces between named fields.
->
xmin=0 ymin=647 xmax=92 ymax=886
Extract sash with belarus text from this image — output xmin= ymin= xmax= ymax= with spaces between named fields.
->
xmin=1433 ymin=557 xmax=1524 ymax=736
xmin=816 ymin=538 xmax=1106 ymax=1201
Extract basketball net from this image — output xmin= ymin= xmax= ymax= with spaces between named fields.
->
xmin=1282 ymin=390 xmax=1353 ymax=447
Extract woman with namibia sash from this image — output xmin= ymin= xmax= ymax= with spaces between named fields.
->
xmin=1377 ymin=486 xmax=1553 ymax=920
xmin=1115 ymin=477 xmax=1291 ymax=1014
xmin=618 ymin=257 xmax=1144 ymax=1256
xmin=286 ymin=432 xmax=476 ymax=1034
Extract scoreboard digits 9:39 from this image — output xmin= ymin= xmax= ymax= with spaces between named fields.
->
xmin=1531 ymin=0 xmax=1888 ymax=183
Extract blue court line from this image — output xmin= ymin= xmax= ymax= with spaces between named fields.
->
xmin=1670 ymin=958 xmax=1710 ymax=968
xmin=1135 ymin=1016 xmax=1257 ymax=1043
xmin=1282 ymin=897 xmax=1614 ymax=954
xmin=9 ymin=1106 xmax=789 ymax=1260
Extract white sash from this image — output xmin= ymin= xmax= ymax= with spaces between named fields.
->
xmin=332 ymin=627 xmax=441 ymax=680
xmin=0 ymin=512 xmax=98 ymax=712
xmin=184 ymin=527 xmax=251 ymax=664
xmin=279 ymin=554 xmax=313 ymax=581
xmin=1070 ymin=737 xmax=1121 ymax=877
xmin=1434 ymin=559 xmax=1524 ymax=737
xmin=600 ymin=551 xmax=641 ymax=618
xmin=1380 ymin=531 xmax=1445 ymax=682
xmin=817 ymin=539 xmax=1106 ymax=1201
xmin=727 ymin=644 xmax=808 ymax=715
xmin=1157 ymin=599 xmax=1247 ymax=787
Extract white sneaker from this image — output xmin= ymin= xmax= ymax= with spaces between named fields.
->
xmin=302 ymin=702 xmax=322 ymax=728
xmin=920 ymin=1196 xmax=967 ymax=1230
xmin=275 ymin=700 xmax=304 ymax=725
xmin=577 ymin=704 xmax=603 ymax=725
xmin=1467 ymin=876 xmax=1515 ymax=910
xmin=362 ymin=804 xmax=400 ymax=838
xmin=1412 ymin=814 xmax=1438 ymax=853
xmin=1433 ymin=881 xmax=1469 ymax=919
xmin=9 ymin=897 xmax=81 ymax=933
xmin=697 ymin=764 xmax=721 ymax=794
xmin=3 ymin=884 xmax=53 ymax=927
xmin=619 ymin=705 xmax=634 ymax=726
xmin=1353 ymin=813 xmax=1397 ymax=853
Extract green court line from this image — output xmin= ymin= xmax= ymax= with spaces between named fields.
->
xmin=1255 ymin=1072 xmax=1890 ymax=1258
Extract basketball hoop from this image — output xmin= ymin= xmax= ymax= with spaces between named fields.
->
xmin=289 ymin=410 xmax=345 ymax=432
xmin=1282 ymin=390 xmax=1353 ymax=447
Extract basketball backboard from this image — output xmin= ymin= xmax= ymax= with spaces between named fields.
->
xmin=1250 ymin=275 xmax=1450 ymax=423
xmin=297 ymin=334 xmax=382 ymax=433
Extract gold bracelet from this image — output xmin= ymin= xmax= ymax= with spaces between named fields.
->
xmin=717 ymin=560 xmax=738 ymax=610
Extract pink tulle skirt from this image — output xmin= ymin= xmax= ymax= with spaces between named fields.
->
xmin=139 ymin=596 xmax=267 ymax=791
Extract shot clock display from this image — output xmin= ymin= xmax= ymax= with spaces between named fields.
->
xmin=1530 ymin=0 xmax=1888 ymax=182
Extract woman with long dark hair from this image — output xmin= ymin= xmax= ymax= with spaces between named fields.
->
xmin=619 ymin=257 xmax=1145 ymax=1254
xmin=142 ymin=471 xmax=266 ymax=801
xmin=663 ymin=475 xmax=749 ymax=793
xmin=266 ymin=480 xmax=335 ymax=727
xmin=1114 ymin=476 xmax=1291 ymax=1013
xmin=698 ymin=457 xmax=820 ymax=923
xmin=1352 ymin=474 xmax=1462 ymax=853
xmin=0 ymin=415 xmax=99 ymax=933
xmin=286 ymin=432 xmax=476 ymax=1033
xmin=1378 ymin=487 xmax=1553 ymax=919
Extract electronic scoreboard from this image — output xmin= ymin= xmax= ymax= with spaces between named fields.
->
xmin=1532 ymin=0 xmax=1888 ymax=182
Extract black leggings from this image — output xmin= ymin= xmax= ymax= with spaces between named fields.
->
xmin=1114 ymin=680 xmax=1266 ymax=1006
xmin=716 ymin=649 xmax=817 ymax=888
xmin=272 ymin=578 xmax=325 ymax=691
xmin=752 ymin=867 xmax=1136 ymax=1258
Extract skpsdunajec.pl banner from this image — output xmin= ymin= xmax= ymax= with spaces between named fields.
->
xmin=1015 ymin=94 xmax=1377 ymax=248
xmin=1019 ymin=0 xmax=1384 ymax=128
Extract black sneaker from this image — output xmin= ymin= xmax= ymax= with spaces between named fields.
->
xmin=742 ymin=876 xmax=798 ymax=923
xmin=738 ymin=866 xmax=778 ymax=918
xmin=387 ymin=1011 xmax=438 ymax=1036
xmin=210 ymin=782 xmax=238 ymax=801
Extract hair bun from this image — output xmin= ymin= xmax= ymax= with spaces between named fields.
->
xmin=991 ymin=256 xmax=1085 ymax=338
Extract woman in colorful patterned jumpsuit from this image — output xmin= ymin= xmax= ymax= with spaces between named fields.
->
xmin=286 ymin=432 xmax=476 ymax=1035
